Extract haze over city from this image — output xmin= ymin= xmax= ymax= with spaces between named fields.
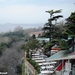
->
xmin=0 ymin=0 xmax=75 ymax=32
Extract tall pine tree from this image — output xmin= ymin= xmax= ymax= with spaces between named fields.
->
xmin=43 ymin=9 xmax=63 ymax=41
xmin=63 ymin=12 xmax=75 ymax=51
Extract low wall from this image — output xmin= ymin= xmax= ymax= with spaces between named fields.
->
xmin=25 ymin=52 xmax=37 ymax=75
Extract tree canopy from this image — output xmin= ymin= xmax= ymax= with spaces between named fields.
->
xmin=43 ymin=9 xmax=63 ymax=41
xmin=63 ymin=12 xmax=75 ymax=36
xmin=21 ymin=39 xmax=40 ymax=51
xmin=63 ymin=12 xmax=75 ymax=51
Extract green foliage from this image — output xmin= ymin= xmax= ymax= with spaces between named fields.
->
xmin=2 ymin=30 xmax=25 ymax=44
xmin=26 ymin=52 xmax=29 ymax=58
xmin=63 ymin=12 xmax=75 ymax=36
xmin=58 ymin=40 xmax=70 ymax=50
xmin=21 ymin=39 xmax=41 ymax=59
xmin=22 ymin=39 xmax=41 ymax=51
xmin=31 ymin=34 xmax=36 ymax=39
xmin=48 ymin=15 xmax=63 ymax=21
xmin=44 ymin=42 xmax=54 ymax=49
xmin=22 ymin=60 xmax=25 ymax=75
xmin=3 ymin=31 xmax=25 ymax=38
xmin=0 ymin=40 xmax=18 ymax=56
xmin=44 ymin=38 xmax=71 ymax=51
xmin=16 ymin=64 xmax=22 ymax=74
xmin=62 ymin=12 xmax=75 ymax=51
xmin=0 ymin=43 xmax=8 ymax=56
xmin=46 ymin=9 xmax=62 ymax=16
xmin=44 ymin=42 xmax=53 ymax=56
xmin=43 ymin=9 xmax=63 ymax=41
xmin=44 ymin=39 xmax=59 ymax=49
xmin=27 ymin=58 xmax=40 ymax=73
xmin=0 ymin=66 xmax=7 ymax=72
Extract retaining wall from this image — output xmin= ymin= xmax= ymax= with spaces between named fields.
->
xmin=25 ymin=52 xmax=37 ymax=75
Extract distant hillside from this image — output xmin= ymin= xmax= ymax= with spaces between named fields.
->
xmin=0 ymin=23 xmax=44 ymax=32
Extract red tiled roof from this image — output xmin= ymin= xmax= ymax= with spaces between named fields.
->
xmin=70 ymin=51 xmax=75 ymax=55
xmin=29 ymin=31 xmax=43 ymax=35
xmin=51 ymin=48 xmax=60 ymax=50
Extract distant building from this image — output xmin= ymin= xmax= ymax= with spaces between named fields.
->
xmin=51 ymin=44 xmax=60 ymax=55
xmin=29 ymin=31 xmax=43 ymax=37
xmin=36 ymin=38 xmax=49 ymax=43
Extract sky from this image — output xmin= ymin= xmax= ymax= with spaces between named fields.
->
xmin=0 ymin=0 xmax=75 ymax=32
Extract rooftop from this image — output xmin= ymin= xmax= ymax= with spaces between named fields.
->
xmin=46 ymin=50 xmax=73 ymax=61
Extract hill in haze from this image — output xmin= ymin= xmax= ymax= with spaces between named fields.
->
xmin=0 ymin=23 xmax=44 ymax=32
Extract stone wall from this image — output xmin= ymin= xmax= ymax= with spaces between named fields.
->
xmin=25 ymin=52 xmax=37 ymax=75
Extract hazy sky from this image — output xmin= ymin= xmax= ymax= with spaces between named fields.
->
xmin=0 ymin=0 xmax=75 ymax=32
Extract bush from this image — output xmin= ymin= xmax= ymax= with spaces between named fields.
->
xmin=26 ymin=52 xmax=29 ymax=58
xmin=0 ymin=66 xmax=7 ymax=72
xmin=16 ymin=64 xmax=22 ymax=74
